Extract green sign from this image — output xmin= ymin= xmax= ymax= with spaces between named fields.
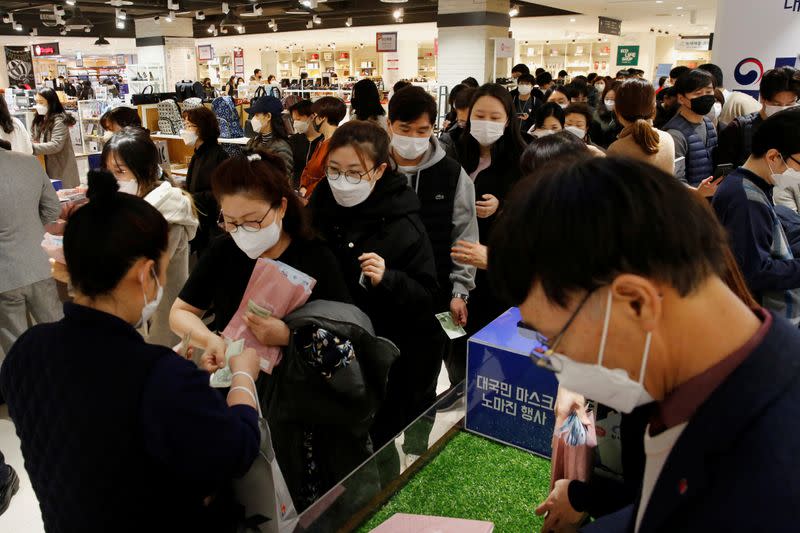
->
xmin=617 ymin=45 xmax=640 ymax=66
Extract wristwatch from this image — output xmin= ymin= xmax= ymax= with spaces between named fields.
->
xmin=453 ymin=292 xmax=470 ymax=303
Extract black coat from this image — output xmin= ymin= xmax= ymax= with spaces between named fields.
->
xmin=288 ymin=133 xmax=323 ymax=190
xmin=186 ymin=139 xmax=228 ymax=253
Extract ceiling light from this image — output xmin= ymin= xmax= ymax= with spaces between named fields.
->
xmin=195 ymin=11 xmax=205 ymax=20
xmin=105 ymin=0 xmax=134 ymax=6
xmin=29 ymin=28 xmax=38 ymax=36
xmin=268 ymin=18 xmax=275 ymax=28
xmin=272 ymin=25 xmax=277 ymax=31
xmin=54 ymin=5 xmax=66 ymax=16
xmin=676 ymin=6 xmax=683 ymax=9
xmin=207 ymin=24 xmax=214 ymax=33
xmin=1 ymin=14 xmax=9 ymax=24
xmin=167 ymin=0 xmax=179 ymax=10
xmin=380 ymin=0 xmax=408 ymax=3
xmin=116 ymin=19 xmax=125 ymax=29
xmin=153 ymin=15 xmax=160 ymax=23
xmin=509 ymin=5 xmax=519 ymax=17
xmin=313 ymin=15 xmax=322 ymax=24
xmin=115 ymin=8 xmax=126 ymax=19
xmin=301 ymin=0 xmax=318 ymax=7
xmin=222 ymin=2 xmax=230 ymax=13
xmin=64 ymin=7 xmax=93 ymax=30
xmin=306 ymin=20 xmax=313 ymax=29
xmin=166 ymin=11 xmax=175 ymax=21
xmin=84 ymin=26 xmax=90 ymax=32
xmin=237 ymin=25 xmax=245 ymax=33
xmin=569 ymin=17 xmax=576 ymax=22
xmin=94 ymin=36 xmax=110 ymax=45
xmin=656 ymin=0 xmax=663 ymax=3
xmin=220 ymin=7 xmax=241 ymax=27
xmin=66 ymin=0 xmax=76 ymax=5
xmin=393 ymin=8 xmax=403 ymax=20
xmin=59 ymin=26 xmax=67 ymax=35
xmin=345 ymin=17 xmax=352 ymax=27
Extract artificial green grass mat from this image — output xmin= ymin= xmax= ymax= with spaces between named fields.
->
xmin=358 ymin=431 xmax=551 ymax=532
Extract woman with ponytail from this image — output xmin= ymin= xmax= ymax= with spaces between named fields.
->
xmin=607 ymin=77 xmax=676 ymax=174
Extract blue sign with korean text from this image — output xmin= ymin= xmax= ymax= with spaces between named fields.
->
xmin=465 ymin=308 xmax=559 ymax=458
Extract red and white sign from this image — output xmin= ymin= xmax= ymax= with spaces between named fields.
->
xmin=376 ymin=32 xmax=398 ymax=53
xmin=32 ymin=43 xmax=60 ymax=57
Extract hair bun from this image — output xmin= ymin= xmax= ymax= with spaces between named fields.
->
xmin=86 ymin=169 xmax=119 ymax=200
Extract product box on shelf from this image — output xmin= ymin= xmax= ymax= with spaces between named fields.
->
xmin=465 ymin=307 xmax=559 ymax=458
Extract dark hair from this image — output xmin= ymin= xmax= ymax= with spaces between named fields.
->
xmin=760 ymin=67 xmax=800 ymax=102
xmin=327 ymin=120 xmax=392 ymax=171
xmin=670 ymin=65 xmax=691 ymax=80
xmin=558 ymin=70 xmax=568 ymax=78
xmin=512 ymin=64 xmax=530 ymax=76
xmin=587 ymin=73 xmax=598 ymax=83
xmin=0 ymin=95 xmax=14 ymax=134
xmin=448 ymin=83 xmax=467 ymax=109
xmin=564 ymin=103 xmax=593 ymax=127
xmin=536 ymin=72 xmax=553 ymax=87
xmin=236 ymin=77 xmax=245 ymax=85
xmin=698 ymin=63 xmax=723 ymax=88
xmin=99 ymin=106 xmax=142 ymax=131
xmin=101 ymin=126 xmax=162 ymax=196
xmin=254 ymin=69 xmax=262 ymax=75
xmin=289 ymin=99 xmax=313 ymax=117
xmin=520 ymin=131 xmax=591 ymax=175
xmin=461 ymin=77 xmax=480 ymax=88
xmin=262 ymin=109 xmax=290 ymax=141
xmin=388 ymin=86 xmax=436 ymax=125
xmin=267 ymin=75 xmax=276 ymax=83
xmin=535 ymin=68 xmax=546 ymax=77
xmin=534 ymin=102 xmax=565 ymax=129
xmin=458 ymin=83 xmax=526 ymax=174
xmin=751 ymin=107 xmax=800 ymax=159
xmin=602 ymin=80 xmax=622 ymax=101
xmin=0 ymin=139 xmax=11 ymax=151
xmin=489 ymin=157 xmax=728 ymax=307
xmin=573 ymin=75 xmax=588 ymax=84
xmin=311 ymin=96 xmax=347 ymax=126
xmin=550 ymin=85 xmax=570 ymax=101
xmin=351 ymin=79 xmax=385 ymax=120
xmin=567 ymin=81 xmax=590 ymax=99
xmin=517 ymin=74 xmax=535 ymax=85
xmin=182 ymin=106 xmax=220 ymax=142
xmin=31 ymin=88 xmax=72 ymax=137
xmin=393 ymin=80 xmax=412 ymax=93
xmin=228 ymin=75 xmax=236 ymax=86
xmin=615 ymin=78 xmax=660 ymax=155
xmin=453 ymin=87 xmax=477 ymax=110
xmin=616 ymin=69 xmax=630 ymax=79
xmin=658 ymin=76 xmax=668 ymax=88
xmin=674 ymin=69 xmax=715 ymax=96
xmin=65 ymin=170 xmax=168 ymax=298
xmin=212 ymin=149 xmax=311 ymax=240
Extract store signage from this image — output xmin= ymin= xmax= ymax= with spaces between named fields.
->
xmin=617 ymin=45 xmax=640 ymax=66
xmin=676 ymin=36 xmax=713 ymax=51
xmin=309 ymin=53 xmax=320 ymax=60
xmin=4 ymin=46 xmax=34 ymax=87
xmin=233 ymin=48 xmax=244 ymax=78
xmin=465 ymin=308 xmax=558 ymax=458
xmin=598 ymin=16 xmax=622 ymax=36
xmin=32 ymin=43 xmax=60 ymax=57
xmin=494 ymin=38 xmax=515 ymax=59
xmin=338 ymin=51 xmax=349 ymax=60
xmin=376 ymin=32 xmax=398 ymax=53
xmin=197 ymin=45 xmax=213 ymax=61
xmin=785 ymin=0 xmax=800 ymax=12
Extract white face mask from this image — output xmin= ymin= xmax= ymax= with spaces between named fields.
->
xmin=531 ymin=128 xmax=556 ymax=139
xmin=706 ymin=101 xmax=722 ymax=120
xmin=595 ymin=83 xmax=606 ymax=93
xmin=470 ymin=120 xmax=505 ymax=147
xmin=180 ymin=129 xmax=198 ymax=147
xmin=35 ymin=104 xmax=48 ymax=115
xmin=768 ymin=155 xmax=800 ymax=189
xmin=391 ymin=133 xmax=430 ymax=160
xmin=117 ymin=179 xmax=139 ymax=196
xmin=250 ymin=116 xmax=264 ymax=133
xmin=548 ymin=290 xmax=655 ymax=414
xmin=136 ymin=267 xmax=163 ymax=333
xmin=328 ymin=174 xmax=376 ymax=207
xmin=559 ymin=103 xmax=568 ymax=110
xmin=230 ymin=218 xmax=282 ymax=259
xmin=604 ymin=99 xmax=615 ymax=110
xmin=293 ymin=119 xmax=309 ymax=135
xmin=103 ymin=130 xmax=114 ymax=142
xmin=765 ymin=103 xmax=799 ymax=118
xmin=564 ymin=126 xmax=586 ymax=139
xmin=518 ymin=84 xmax=533 ymax=96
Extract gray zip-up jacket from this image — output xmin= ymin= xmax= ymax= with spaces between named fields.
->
xmin=395 ymin=137 xmax=478 ymax=295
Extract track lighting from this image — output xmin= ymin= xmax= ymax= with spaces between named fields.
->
xmin=393 ymin=8 xmax=403 ymax=20
xmin=195 ymin=11 xmax=205 ymax=20
xmin=345 ymin=17 xmax=352 ymax=27
xmin=509 ymin=5 xmax=519 ymax=17
xmin=313 ymin=15 xmax=322 ymax=24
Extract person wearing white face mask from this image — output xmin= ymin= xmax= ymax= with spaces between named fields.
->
xmin=713 ymin=108 xmax=800 ymax=323
xmin=527 ymin=102 xmax=565 ymax=140
xmin=309 ymin=120 xmax=440 ymax=448
xmin=99 ymin=105 xmax=142 ymax=140
xmin=388 ymin=85 xmax=479 ymax=389
xmin=513 ymin=74 xmax=541 ymax=134
xmin=717 ymin=66 xmax=800 ymax=169
xmin=491 ymin=156 xmax=800 ymax=533
xmin=287 ymin=99 xmax=323 ymax=190
xmin=245 ymin=95 xmax=294 ymax=181
xmin=0 ymin=168 xmax=262 ymax=531
xmin=181 ymin=107 xmax=229 ymax=258
xmin=101 ymin=127 xmax=198 ymax=347
xmin=30 ymin=88 xmax=79 ymax=188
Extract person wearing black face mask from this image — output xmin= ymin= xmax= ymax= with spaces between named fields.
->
xmin=663 ymin=69 xmax=719 ymax=186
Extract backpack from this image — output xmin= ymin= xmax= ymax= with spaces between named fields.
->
xmin=739 ymin=112 xmax=758 ymax=160
xmin=212 ymin=96 xmax=245 ymax=137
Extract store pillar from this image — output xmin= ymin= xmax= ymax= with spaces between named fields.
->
xmin=712 ymin=0 xmax=800 ymax=96
xmin=133 ymin=18 xmax=197 ymax=93
xmin=436 ymin=0 xmax=511 ymax=91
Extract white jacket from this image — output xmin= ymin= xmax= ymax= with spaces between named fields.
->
xmin=0 ymin=117 xmax=33 ymax=155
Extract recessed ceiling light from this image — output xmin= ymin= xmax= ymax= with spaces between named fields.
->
xmin=569 ymin=18 xmax=576 ymax=22
xmin=676 ymin=6 xmax=683 ymax=9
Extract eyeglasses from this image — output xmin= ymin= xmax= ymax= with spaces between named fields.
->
xmin=325 ymin=166 xmax=377 ymax=185
xmin=217 ymin=208 xmax=272 ymax=233
xmin=529 ymin=290 xmax=594 ymax=373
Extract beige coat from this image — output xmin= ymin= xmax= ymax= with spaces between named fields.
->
xmin=32 ymin=113 xmax=80 ymax=188
xmin=607 ymin=128 xmax=676 ymax=176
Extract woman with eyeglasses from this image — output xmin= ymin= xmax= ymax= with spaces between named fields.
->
xmin=170 ymin=148 xmax=351 ymax=377
xmin=309 ymin=120 xmax=440 ymax=447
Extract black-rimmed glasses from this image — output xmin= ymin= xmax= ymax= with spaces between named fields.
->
xmin=529 ymin=290 xmax=594 ymax=373
xmin=325 ymin=166 xmax=377 ymax=185
xmin=217 ymin=209 xmax=272 ymax=233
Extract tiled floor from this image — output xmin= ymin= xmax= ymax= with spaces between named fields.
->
xmin=0 ymin=362 xmax=455 ymax=531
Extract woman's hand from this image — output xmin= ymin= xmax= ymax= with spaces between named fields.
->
xmin=243 ymin=312 xmax=290 ymax=347
xmin=695 ymin=175 xmax=721 ymax=198
xmin=451 ymin=240 xmax=489 ymax=270
xmin=200 ymin=334 xmax=228 ymax=373
xmin=359 ymin=252 xmax=386 ymax=287
xmin=229 ymin=347 xmax=261 ymax=382
xmin=535 ymin=479 xmax=587 ymax=533
xmin=476 ymin=194 xmax=500 ymax=218
xmin=49 ymin=258 xmax=70 ymax=284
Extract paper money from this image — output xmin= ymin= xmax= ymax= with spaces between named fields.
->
xmin=247 ymin=299 xmax=273 ymax=319
xmin=209 ymin=338 xmax=245 ymax=388
xmin=435 ymin=312 xmax=467 ymax=340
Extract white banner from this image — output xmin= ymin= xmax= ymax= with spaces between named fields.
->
xmin=712 ymin=0 xmax=800 ymax=95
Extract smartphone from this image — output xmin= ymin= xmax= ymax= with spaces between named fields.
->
xmin=358 ymin=272 xmax=369 ymax=290
xmin=713 ymin=163 xmax=734 ymax=183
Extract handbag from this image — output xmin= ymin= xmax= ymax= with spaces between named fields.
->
xmin=234 ymin=396 xmax=299 ymax=533
xmin=131 ymin=85 xmax=159 ymax=105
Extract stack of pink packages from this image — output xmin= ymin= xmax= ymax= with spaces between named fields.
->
xmin=222 ymin=259 xmax=316 ymax=373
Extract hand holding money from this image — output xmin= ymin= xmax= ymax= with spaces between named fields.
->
xmin=210 ymin=339 xmax=245 ymax=388
xmin=243 ymin=311 xmax=290 ymax=347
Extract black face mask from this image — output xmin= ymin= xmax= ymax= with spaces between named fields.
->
xmin=689 ymin=94 xmax=716 ymax=116
xmin=312 ymin=116 xmax=324 ymax=133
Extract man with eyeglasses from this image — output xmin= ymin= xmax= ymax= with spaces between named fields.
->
xmin=490 ymin=156 xmax=800 ymax=532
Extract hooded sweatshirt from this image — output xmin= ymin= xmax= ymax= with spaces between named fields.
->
xmin=144 ymin=181 xmax=199 ymax=347
xmin=395 ymin=137 xmax=478 ymax=301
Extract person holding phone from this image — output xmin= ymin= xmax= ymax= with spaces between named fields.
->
xmin=512 ymin=73 xmax=540 ymax=134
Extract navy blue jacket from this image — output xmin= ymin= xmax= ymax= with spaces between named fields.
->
xmin=581 ymin=312 xmax=800 ymax=533
xmin=0 ymin=303 xmax=260 ymax=532
xmin=664 ymin=113 xmax=717 ymax=186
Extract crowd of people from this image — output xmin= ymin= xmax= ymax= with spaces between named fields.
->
xmin=0 ymin=60 xmax=799 ymax=531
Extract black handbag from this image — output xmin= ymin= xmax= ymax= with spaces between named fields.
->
xmin=131 ymin=85 xmax=159 ymax=105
